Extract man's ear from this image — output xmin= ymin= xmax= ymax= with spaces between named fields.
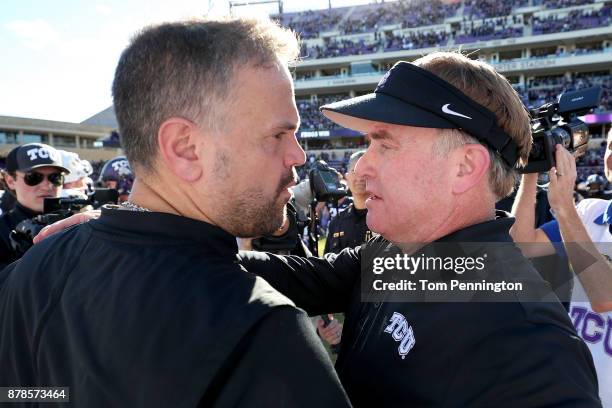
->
xmin=452 ymin=144 xmax=491 ymax=195
xmin=157 ymin=117 xmax=203 ymax=182
xmin=4 ymin=173 xmax=16 ymax=190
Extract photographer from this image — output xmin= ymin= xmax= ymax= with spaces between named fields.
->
xmin=511 ymin=132 xmax=612 ymax=407
xmin=0 ymin=143 xmax=68 ymax=269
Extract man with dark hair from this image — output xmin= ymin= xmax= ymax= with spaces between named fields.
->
xmin=0 ymin=19 xmax=350 ymax=407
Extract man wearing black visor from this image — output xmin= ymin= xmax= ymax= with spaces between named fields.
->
xmin=0 ymin=143 xmax=68 ymax=269
xmin=240 ymin=52 xmax=601 ymax=406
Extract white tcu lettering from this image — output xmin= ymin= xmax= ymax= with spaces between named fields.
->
xmin=398 ymin=327 xmax=416 ymax=358
xmin=383 ymin=312 xmax=416 ymax=359
xmin=111 ymin=160 xmax=131 ymax=176
xmin=26 ymin=147 xmax=58 ymax=162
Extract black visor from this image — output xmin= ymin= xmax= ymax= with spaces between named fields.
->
xmin=320 ymin=62 xmax=519 ymax=167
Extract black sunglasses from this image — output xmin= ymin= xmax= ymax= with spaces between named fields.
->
xmin=22 ymin=171 xmax=64 ymax=187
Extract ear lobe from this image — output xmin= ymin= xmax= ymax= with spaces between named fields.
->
xmin=452 ymin=144 xmax=490 ymax=195
xmin=158 ymin=118 xmax=203 ymax=182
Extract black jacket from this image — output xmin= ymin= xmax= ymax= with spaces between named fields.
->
xmin=0 ymin=207 xmax=351 ymax=407
xmin=241 ymin=214 xmax=602 ymax=407
xmin=0 ymin=202 xmax=40 ymax=270
xmin=324 ymin=204 xmax=371 ymax=254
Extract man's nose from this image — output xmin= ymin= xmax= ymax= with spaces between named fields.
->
xmin=285 ymin=135 xmax=306 ymax=168
xmin=354 ymin=150 xmax=375 ymax=179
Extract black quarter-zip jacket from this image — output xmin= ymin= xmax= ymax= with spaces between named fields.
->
xmin=241 ymin=213 xmax=601 ymax=407
xmin=0 ymin=207 xmax=351 ymax=407
xmin=0 ymin=202 xmax=41 ymax=270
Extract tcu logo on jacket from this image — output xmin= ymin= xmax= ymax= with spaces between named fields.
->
xmin=26 ymin=147 xmax=60 ymax=162
xmin=383 ymin=312 xmax=416 ymax=359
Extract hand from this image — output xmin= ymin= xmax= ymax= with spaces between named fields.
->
xmin=33 ymin=210 xmax=101 ymax=244
xmin=316 ymin=314 xmax=343 ymax=345
xmin=547 ymin=144 xmax=577 ymax=218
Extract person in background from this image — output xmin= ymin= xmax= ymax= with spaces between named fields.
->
xmin=97 ymin=155 xmax=134 ymax=202
xmin=319 ymin=150 xmax=372 ymax=349
xmin=511 ymin=129 xmax=612 ymax=407
xmin=0 ymin=143 xmax=68 ymax=269
xmin=60 ymin=150 xmax=93 ymax=198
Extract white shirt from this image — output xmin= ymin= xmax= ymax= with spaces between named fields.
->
xmin=566 ymin=199 xmax=612 ymax=407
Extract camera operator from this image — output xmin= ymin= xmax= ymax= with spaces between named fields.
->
xmin=0 ymin=143 xmax=68 ymax=269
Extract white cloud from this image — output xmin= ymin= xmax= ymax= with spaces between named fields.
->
xmin=4 ymin=18 xmax=60 ymax=50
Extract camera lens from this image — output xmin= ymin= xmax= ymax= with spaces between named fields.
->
xmin=551 ymin=127 xmax=571 ymax=149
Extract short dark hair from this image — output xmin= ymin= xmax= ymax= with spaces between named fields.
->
xmin=112 ymin=18 xmax=299 ymax=173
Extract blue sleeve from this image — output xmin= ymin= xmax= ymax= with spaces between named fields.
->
xmin=539 ymin=220 xmax=567 ymax=257
xmin=540 ymin=220 xmax=561 ymax=243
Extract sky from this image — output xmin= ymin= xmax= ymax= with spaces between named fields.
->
xmin=0 ymin=0 xmax=376 ymax=124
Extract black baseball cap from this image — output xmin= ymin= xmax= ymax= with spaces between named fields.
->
xmin=320 ymin=62 xmax=519 ymax=167
xmin=5 ymin=143 xmax=70 ymax=174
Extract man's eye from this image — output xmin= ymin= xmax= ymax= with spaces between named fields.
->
xmin=274 ymin=133 xmax=283 ymax=140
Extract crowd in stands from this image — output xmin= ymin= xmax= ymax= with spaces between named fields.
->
xmin=277 ymin=0 xmax=608 ymax=61
xmin=384 ymin=30 xmax=450 ymax=51
xmin=463 ymin=0 xmax=525 ymax=20
xmin=535 ymin=0 xmax=595 ymax=9
xmin=519 ymin=72 xmax=611 ymax=110
xmin=455 ymin=15 xmax=523 ymax=44
xmin=532 ymin=6 xmax=611 ymax=35
xmin=338 ymin=0 xmax=460 ymax=34
xmin=297 ymin=94 xmax=349 ymax=132
xmin=274 ymin=9 xmax=342 ymax=39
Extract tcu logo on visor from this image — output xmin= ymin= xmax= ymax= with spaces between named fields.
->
xmin=26 ymin=147 xmax=60 ymax=162
xmin=383 ymin=312 xmax=416 ymax=359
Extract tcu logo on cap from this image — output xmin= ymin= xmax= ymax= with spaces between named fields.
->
xmin=26 ymin=147 xmax=60 ymax=162
xmin=111 ymin=159 xmax=131 ymax=176
xmin=383 ymin=312 xmax=416 ymax=359
xmin=376 ymin=70 xmax=392 ymax=89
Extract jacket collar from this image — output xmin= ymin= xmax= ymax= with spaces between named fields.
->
xmin=91 ymin=206 xmax=238 ymax=256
